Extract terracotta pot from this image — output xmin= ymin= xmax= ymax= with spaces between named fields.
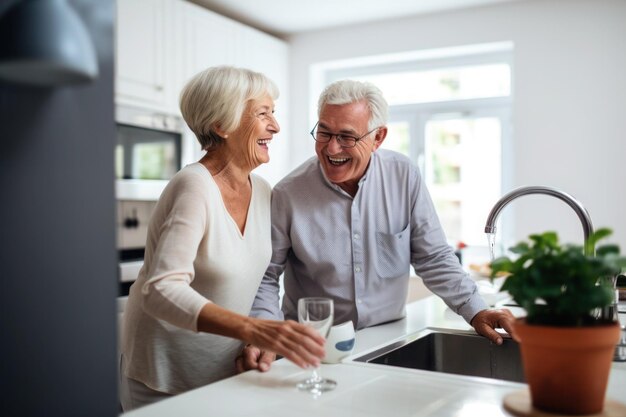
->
xmin=514 ymin=318 xmax=621 ymax=415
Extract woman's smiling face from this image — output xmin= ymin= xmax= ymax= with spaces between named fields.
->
xmin=230 ymin=94 xmax=280 ymax=169
xmin=315 ymin=100 xmax=385 ymax=195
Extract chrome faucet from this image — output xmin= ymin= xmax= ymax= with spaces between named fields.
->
xmin=484 ymin=185 xmax=594 ymax=255
xmin=485 ymin=186 xmax=623 ymax=358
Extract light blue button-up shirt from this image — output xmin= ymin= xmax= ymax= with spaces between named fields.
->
xmin=251 ymin=149 xmax=487 ymax=329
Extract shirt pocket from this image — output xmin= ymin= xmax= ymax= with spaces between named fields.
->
xmin=375 ymin=224 xmax=411 ymax=279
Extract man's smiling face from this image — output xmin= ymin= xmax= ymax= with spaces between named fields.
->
xmin=315 ymin=100 xmax=384 ymax=196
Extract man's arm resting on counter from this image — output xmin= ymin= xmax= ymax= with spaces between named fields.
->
xmin=238 ymin=263 xmax=287 ymax=373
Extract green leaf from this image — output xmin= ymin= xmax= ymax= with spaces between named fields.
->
xmin=489 ymin=257 xmax=513 ymax=276
xmin=585 ymin=228 xmax=613 ymax=254
xmin=528 ymin=231 xmax=558 ymax=249
xmin=596 ymin=244 xmax=620 ymax=256
xmin=495 ymin=227 xmax=622 ymax=326
xmin=509 ymin=242 xmax=530 ymax=255
xmin=542 ymin=231 xmax=559 ymax=247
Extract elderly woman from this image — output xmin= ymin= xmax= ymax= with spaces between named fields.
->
xmin=120 ymin=66 xmax=325 ymax=411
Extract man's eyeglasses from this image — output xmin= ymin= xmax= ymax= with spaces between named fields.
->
xmin=310 ymin=122 xmax=379 ymax=148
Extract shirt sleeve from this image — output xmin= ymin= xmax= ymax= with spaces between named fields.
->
xmin=408 ymin=167 xmax=488 ymax=323
xmin=140 ymin=175 xmax=211 ymax=332
xmin=249 ymin=189 xmax=287 ymax=320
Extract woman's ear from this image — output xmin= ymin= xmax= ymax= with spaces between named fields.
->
xmin=212 ymin=125 xmax=229 ymax=139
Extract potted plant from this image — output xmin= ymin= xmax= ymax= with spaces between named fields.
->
xmin=490 ymin=228 xmax=626 ymax=415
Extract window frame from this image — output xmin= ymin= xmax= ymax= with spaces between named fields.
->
xmin=316 ymin=44 xmax=515 ymax=251
xmin=387 ymin=98 xmax=513 ymax=247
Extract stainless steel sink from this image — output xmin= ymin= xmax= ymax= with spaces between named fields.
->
xmin=352 ymin=328 xmax=525 ymax=383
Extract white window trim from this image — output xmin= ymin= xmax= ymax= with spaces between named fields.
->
xmin=312 ymin=42 xmax=516 ymax=249
xmin=388 ymin=97 xmax=514 ymax=247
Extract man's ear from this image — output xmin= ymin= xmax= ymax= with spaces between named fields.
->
xmin=372 ymin=126 xmax=388 ymax=151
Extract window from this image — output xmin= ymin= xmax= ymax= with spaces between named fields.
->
xmin=424 ymin=116 xmax=503 ymax=246
xmin=317 ymin=43 xmax=513 ymax=254
xmin=355 ymin=63 xmax=510 ymax=105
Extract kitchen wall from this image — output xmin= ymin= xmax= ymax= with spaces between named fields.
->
xmin=0 ymin=1 xmax=118 ymax=415
xmin=287 ymin=0 xmax=626 ymax=249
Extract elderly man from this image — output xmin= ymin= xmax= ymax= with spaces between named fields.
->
xmin=237 ymin=79 xmax=514 ymax=373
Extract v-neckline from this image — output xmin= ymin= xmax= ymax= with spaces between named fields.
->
xmin=226 ymin=187 xmax=252 ymax=239
xmin=199 ymin=163 xmax=253 ymax=239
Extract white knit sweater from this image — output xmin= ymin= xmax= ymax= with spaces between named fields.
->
xmin=121 ymin=163 xmax=272 ymax=394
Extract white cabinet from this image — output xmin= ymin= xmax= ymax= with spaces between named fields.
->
xmin=175 ymin=2 xmax=288 ymax=81
xmin=174 ymin=1 xmax=290 ymax=184
xmin=116 ymin=0 xmax=291 ymax=184
xmin=115 ymin=0 xmax=176 ymax=112
xmin=176 ymin=2 xmax=236 ymax=83
xmin=233 ymin=26 xmax=290 ymax=185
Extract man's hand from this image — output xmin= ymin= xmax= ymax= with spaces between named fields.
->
xmin=235 ymin=344 xmax=277 ymax=373
xmin=470 ymin=308 xmax=516 ymax=345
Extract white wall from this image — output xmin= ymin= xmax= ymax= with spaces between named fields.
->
xmin=287 ymin=0 xmax=626 ymax=249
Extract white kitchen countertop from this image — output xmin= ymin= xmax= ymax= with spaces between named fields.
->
xmin=122 ymin=295 xmax=626 ymax=417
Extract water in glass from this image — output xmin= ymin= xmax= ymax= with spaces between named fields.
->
xmin=296 ymin=297 xmax=337 ymax=394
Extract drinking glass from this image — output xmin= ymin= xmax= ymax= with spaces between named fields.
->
xmin=296 ymin=297 xmax=337 ymax=394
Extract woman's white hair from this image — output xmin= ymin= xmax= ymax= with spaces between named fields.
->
xmin=179 ymin=66 xmax=279 ymax=150
xmin=317 ymin=79 xmax=388 ymax=130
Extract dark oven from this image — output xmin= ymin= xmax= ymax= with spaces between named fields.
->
xmin=115 ymin=105 xmax=184 ymax=295
xmin=116 ymin=105 xmax=183 ymax=181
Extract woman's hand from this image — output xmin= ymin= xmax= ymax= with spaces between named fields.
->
xmin=240 ymin=319 xmax=325 ymax=371
xmin=195 ymin=303 xmax=325 ymax=372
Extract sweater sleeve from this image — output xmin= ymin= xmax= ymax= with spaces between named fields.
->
xmin=139 ymin=174 xmax=211 ymax=332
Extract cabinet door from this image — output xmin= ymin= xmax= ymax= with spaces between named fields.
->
xmin=175 ymin=2 xmax=290 ymax=183
xmin=116 ymin=0 xmax=174 ymax=111
xmin=179 ymin=1 xmax=236 ymax=80
xmin=176 ymin=1 xmax=288 ymax=104
xmin=233 ymin=26 xmax=290 ymax=185
xmin=232 ymin=24 xmax=289 ymax=93
xmin=175 ymin=1 xmax=238 ymax=163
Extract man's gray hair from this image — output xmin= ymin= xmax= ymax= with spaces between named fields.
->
xmin=180 ymin=66 xmax=279 ymax=151
xmin=317 ymin=80 xmax=388 ymax=130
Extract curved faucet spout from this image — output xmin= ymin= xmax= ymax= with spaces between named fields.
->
xmin=484 ymin=186 xmax=594 ymax=254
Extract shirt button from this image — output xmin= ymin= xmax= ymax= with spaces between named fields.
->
xmin=354 ymin=266 xmax=361 ymax=273
xmin=353 ymin=233 xmax=360 ymax=239
xmin=357 ymin=299 xmax=363 ymax=304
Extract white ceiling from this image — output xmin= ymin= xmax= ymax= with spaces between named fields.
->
xmin=191 ymin=0 xmax=522 ymax=38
